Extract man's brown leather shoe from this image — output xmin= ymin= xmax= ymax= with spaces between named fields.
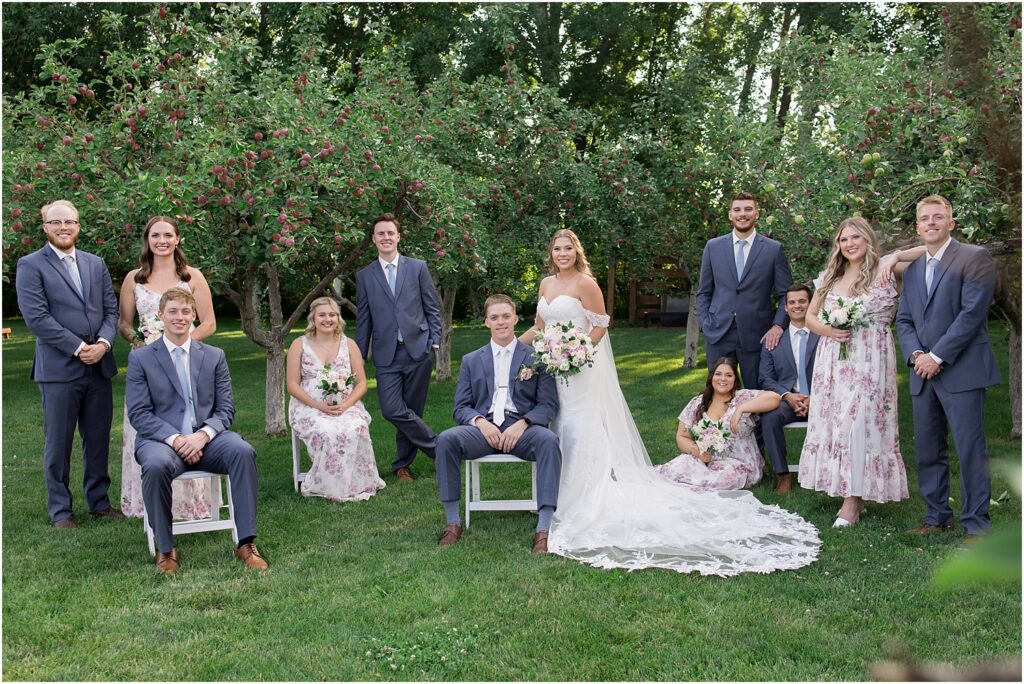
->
xmin=438 ymin=523 xmax=462 ymax=547
xmin=91 ymin=507 xmax=124 ymax=519
xmin=156 ymin=548 xmax=179 ymax=574
xmin=774 ymin=473 xmax=794 ymax=494
xmin=395 ymin=467 xmax=414 ymax=483
xmin=532 ymin=530 xmax=549 ymax=554
xmin=234 ymin=543 xmax=269 ymax=570
xmin=909 ymin=523 xmax=955 ymax=535
xmin=53 ymin=518 xmax=76 ymax=529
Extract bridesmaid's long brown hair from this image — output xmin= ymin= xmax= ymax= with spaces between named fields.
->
xmin=134 ymin=216 xmax=192 ymax=284
xmin=698 ymin=357 xmax=743 ymax=418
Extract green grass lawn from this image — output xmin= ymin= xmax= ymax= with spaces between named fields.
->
xmin=2 ymin=319 xmax=1020 ymax=680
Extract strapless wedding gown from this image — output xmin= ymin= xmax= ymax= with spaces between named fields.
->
xmin=539 ymin=295 xmax=820 ymax=576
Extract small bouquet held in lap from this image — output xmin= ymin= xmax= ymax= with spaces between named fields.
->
xmin=531 ymin=322 xmax=597 ymax=383
xmin=317 ymin=363 xmax=355 ymax=405
xmin=691 ymin=418 xmax=731 ymax=463
xmin=820 ymin=297 xmax=869 ymax=360
xmin=137 ymin=315 xmax=164 ymax=345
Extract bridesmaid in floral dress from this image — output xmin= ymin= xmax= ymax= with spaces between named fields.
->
xmin=117 ymin=216 xmax=217 ymax=519
xmin=658 ymin=357 xmax=781 ymax=491
xmin=287 ymin=297 xmax=384 ymax=502
xmin=799 ymin=217 xmax=924 ymax=527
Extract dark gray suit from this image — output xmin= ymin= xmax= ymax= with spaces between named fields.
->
xmin=759 ymin=329 xmax=819 ymax=475
xmin=896 ymin=239 xmax=1000 ymax=534
xmin=696 ymin=232 xmax=793 ymax=388
xmin=356 ymin=255 xmax=442 ymax=472
xmin=436 ymin=341 xmax=561 ymax=509
xmin=126 ymin=339 xmax=259 ymax=554
xmin=16 ymin=245 xmax=118 ymax=522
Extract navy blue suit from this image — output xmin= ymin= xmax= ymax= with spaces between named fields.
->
xmin=696 ymin=232 xmax=793 ymax=389
xmin=759 ymin=330 xmax=819 ymax=475
xmin=436 ymin=341 xmax=561 ymax=509
xmin=896 ymin=239 xmax=1000 ymax=534
xmin=16 ymin=245 xmax=118 ymax=521
xmin=356 ymin=255 xmax=443 ymax=472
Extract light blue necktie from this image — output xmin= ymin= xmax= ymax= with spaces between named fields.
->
xmin=62 ymin=255 xmax=84 ymax=298
xmin=925 ymin=257 xmax=938 ymax=296
xmin=796 ymin=329 xmax=810 ymax=395
xmin=173 ymin=347 xmax=196 ymax=435
xmin=735 ymin=239 xmax=747 ymax=280
xmin=386 ymin=263 xmax=403 ymax=342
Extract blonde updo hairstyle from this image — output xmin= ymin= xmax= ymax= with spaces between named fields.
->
xmin=305 ymin=296 xmax=344 ymax=337
xmin=817 ymin=216 xmax=882 ymax=300
xmin=546 ymin=228 xmax=593 ymax=278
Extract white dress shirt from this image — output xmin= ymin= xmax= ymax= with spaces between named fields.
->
xmin=917 ymin=237 xmax=953 ymax=365
xmin=161 ymin=335 xmax=217 ymax=446
xmin=48 ymin=242 xmax=111 ymax=356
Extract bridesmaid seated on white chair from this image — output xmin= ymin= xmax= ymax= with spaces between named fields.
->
xmin=286 ymin=296 xmax=384 ymax=502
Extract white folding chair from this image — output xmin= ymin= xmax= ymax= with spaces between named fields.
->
xmin=291 ymin=431 xmax=309 ymax=493
xmin=783 ymin=421 xmax=809 ymax=474
xmin=464 ymin=454 xmax=538 ymax=528
xmin=142 ymin=470 xmax=238 ymax=557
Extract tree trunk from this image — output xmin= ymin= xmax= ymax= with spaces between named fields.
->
xmin=682 ymin=288 xmax=700 ymax=368
xmin=436 ymin=282 xmax=458 ymax=382
xmin=264 ymin=345 xmax=287 ymax=436
xmin=765 ymin=6 xmax=794 ymax=124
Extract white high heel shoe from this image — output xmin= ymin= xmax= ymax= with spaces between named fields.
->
xmin=833 ymin=516 xmax=855 ymax=528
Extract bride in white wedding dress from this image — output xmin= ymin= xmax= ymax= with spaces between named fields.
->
xmin=520 ymin=230 xmax=820 ymax=575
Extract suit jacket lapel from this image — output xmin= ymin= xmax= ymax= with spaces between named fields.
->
xmin=777 ymin=331 xmax=796 ymax=378
xmin=925 ymin=239 xmax=958 ymax=308
xmin=718 ymin=237 xmax=740 ymax=287
xmin=739 ymin=234 xmax=765 ymax=284
xmin=394 ymin=255 xmax=409 ymax=299
xmin=370 ymin=261 xmax=395 ymax=302
xmin=480 ymin=346 xmax=495 ymax=411
xmin=154 ymin=339 xmax=187 ymax=401
xmin=76 ymin=252 xmax=90 ymax=304
xmin=509 ymin=343 xmax=529 ymax=394
xmin=190 ymin=342 xmax=205 ymax=410
xmin=43 ymin=248 xmax=86 ymax=305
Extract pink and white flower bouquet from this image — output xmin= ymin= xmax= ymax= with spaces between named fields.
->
xmin=820 ymin=297 xmax=869 ymax=360
xmin=531 ymin=322 xmax=596 ymax=383
xmin=137 ymin=315 xmax=164 ymax=345
xmin=316 ymin=363 xmax=355 ymax=404
xmin=690 ymin=418 xmax=731 ymax=460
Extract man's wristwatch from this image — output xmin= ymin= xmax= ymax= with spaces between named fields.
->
xmin=910 ymin=351 xmax=923 ymax=363
xmin=521 ymin=416 xmax=532 ymax=426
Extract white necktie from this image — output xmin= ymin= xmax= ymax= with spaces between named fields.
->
xmin=493 ymin=348 xmax=510 ymax=427
xmin=926 ymin=257 xmax=938 ymax=295
xmin=62 ymin=255 xmax=84 ymax=298
xmin=173 ymin=347 xmax=196 ymax=435
xmin=735 ymin=240 xmax=747 ymax=280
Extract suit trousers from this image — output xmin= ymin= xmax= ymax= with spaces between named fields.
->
xmin=136 ymin=431 xmax=259 ymax=553
xmin=435 ymin=416 xmax=561 ymax=510
xmin=761 ymin=401 xmax=803 ymax=475
xmin=38 ymin=365 xmax=113 ymax=521
xmin=911 ymin=381 xmax=991 ymax=534
xmin=376 ymin=343 xmax=437 ymax=471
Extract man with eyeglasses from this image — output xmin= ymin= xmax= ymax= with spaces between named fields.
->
xmin=16 ymin=200 xmax=122 ymax=528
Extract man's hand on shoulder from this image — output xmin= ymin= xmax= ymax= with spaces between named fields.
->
xmin=761 ymin=324 xmax=785 ymax=351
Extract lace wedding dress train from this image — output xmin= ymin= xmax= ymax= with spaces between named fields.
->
xmin=539 ymin=295 xmax=820 ymax=576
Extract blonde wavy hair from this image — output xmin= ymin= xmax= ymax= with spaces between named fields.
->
xmin=304 ymin=296 xmax=344 ymax=337
xmin=817 ymin=217 xmax=882 ymax=300
xmin=546 ymin=228 xmax=593 ymax=277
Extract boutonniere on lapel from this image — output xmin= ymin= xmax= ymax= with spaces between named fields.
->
xmin=516 ymin=363 xmax=536 ymax=382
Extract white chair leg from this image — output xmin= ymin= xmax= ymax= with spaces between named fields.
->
xmin=225 ymin=474 xmax=238 ymax=545
xmin=143 ymin=507 xmax=155 ymax=557
xmin=291 ymin=431 xmax=301 ymax=493
xmin=464 ymin=460 xmax=472 ymax=529
xmin=210 ymin=474 xmax=223 ymax=521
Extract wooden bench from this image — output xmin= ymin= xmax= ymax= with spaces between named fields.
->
xmin=2 ymin=328 xmax=11 ymax=340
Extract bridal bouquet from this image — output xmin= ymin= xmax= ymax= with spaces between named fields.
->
xmin=820 ymin=297 xmax=869 ymax=360
xmin=532 ymin=322 xmax=596 ymax=383
xmin=137 ymin=315 xmax=164 ymax=345
xmin=690 ymin=418 xmax=731 ymax=460
xmin=316 ymin=363 xmax=355 ymax=404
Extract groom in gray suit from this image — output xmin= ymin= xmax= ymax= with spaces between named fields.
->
xmin=356 ymin=213 xmax=442 ymax=482
xmin=126 ymin=287 xmax=267 ymax=573
xmin=15 ymin=200 xmax=121 ymax=527
xmin=435 ymin=295 xmax=561 ymax=553
xmin=896 ymin=194 xmax=1000 ymax=541
xmin=696 ymin=192 xmax=793 ymax=388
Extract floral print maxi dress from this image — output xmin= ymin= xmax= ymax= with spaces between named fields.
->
xmin=656 ymin=389 xmax=764 ymax=491
xmin=289 ymin=335 xmax=384 ymax=502
xmin=798 ymin=280 xmax=909 ymax=503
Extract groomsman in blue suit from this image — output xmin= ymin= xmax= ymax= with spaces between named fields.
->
xmin=126 ymin=287 xmax=267 ymax=573
xmin=896 ymin=194 xmax=1000 ymax=541
xmin=16 ymin=200 xmax=122 ymax=528
xmin=355 ymin=213 xmax=443 ymax=482
xmin=696 ymin=192 xmax=793 ymax=389
xmin=759 ymin=284 xmax=820 ymax=494
xmin=435 ymin=295 xmax=561 ymax=553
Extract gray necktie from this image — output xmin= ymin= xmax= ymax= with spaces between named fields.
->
xmin=386 ymin=263 xmax=397 ymax=295
xmin=493 ymin=348 xmax=510 ymax=427
xmin=925 ymin=257 xmax=938 ymax=295
xmin=173 ymin=347 xmax=196 ymax=435
xmin=735 ymin=240 xmax=747 ymax=280
xmin=796 ymin=330 xmax=810 ymax=395
xmin=62 ymin=255 xmax=84 ymax=298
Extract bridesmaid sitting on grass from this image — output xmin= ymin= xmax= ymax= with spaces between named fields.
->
xmin=287 ymin=296 xmax=384 ymax=502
